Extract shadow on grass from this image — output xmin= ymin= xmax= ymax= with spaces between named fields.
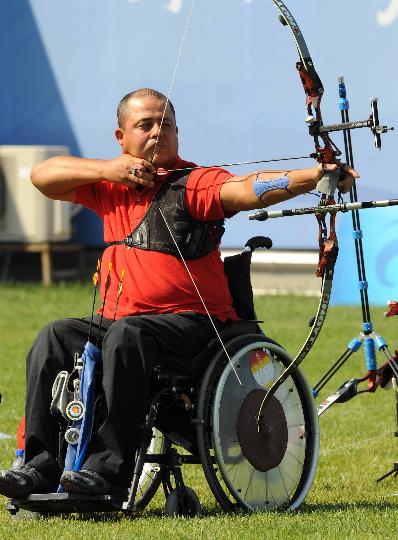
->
xmin=298 ymin=500 xmax=398 ymax=513
xmin=20 ymin=498 xmax=397 ymax=523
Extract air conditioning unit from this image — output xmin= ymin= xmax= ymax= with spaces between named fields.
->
xmin=0 ymin=145 xmax=72 ymax=242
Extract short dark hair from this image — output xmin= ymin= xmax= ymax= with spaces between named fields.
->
xmin=117 ymin=88 xmax=176 ymax=128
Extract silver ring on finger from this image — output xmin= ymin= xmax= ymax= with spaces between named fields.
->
xmin=130 ymin=168 xmax=139 ymax=177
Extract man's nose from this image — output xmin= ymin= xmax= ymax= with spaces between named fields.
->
xmin=150 ymin=123 xmax=163 ymax=138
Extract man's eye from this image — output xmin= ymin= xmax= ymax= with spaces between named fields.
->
xmin=138 ymin=123 xmax=151 ymax=130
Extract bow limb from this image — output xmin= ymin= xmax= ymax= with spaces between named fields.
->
xmin=271 ymin=1 xmax=341 ymax=166
xmin=260 ymin=257 xmax=335 ymax=409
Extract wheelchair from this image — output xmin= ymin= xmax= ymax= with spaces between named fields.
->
xmin=8 ymin=237 xmax=319 ymax=517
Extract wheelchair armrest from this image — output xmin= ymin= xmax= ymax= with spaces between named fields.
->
xmin=153 ymin=366 xmax=192 ymax=387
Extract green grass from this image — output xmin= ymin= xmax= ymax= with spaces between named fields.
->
xmin=0 ymin=284 xmax=397 ymax=538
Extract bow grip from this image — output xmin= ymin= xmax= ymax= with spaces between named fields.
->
xmin=316 ymin=166 xmax=343 ymax=196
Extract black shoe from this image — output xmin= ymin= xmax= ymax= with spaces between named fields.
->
xmin=60 ymin=469 xmax=127 ymax=498
xmin=0 ymin=465 xmax=55 ymax=499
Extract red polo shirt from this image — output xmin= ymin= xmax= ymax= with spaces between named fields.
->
xmin=75 ymin=158 xmax=239 ymax=322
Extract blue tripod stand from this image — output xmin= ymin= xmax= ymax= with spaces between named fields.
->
xmin=312 ymin=77 xmax=398 ymax=414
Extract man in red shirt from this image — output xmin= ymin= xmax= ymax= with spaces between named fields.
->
xmin=0 ymin=88 xmax=358 ymax=498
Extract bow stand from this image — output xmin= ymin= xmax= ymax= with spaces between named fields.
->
xmin=309 ymin=78 xmax=398 ymax=416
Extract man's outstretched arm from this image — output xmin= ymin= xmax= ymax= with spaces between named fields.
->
xmin=220 ymin=163 xmax=359 ymax=212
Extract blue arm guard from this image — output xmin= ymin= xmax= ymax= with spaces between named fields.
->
xmin=253 ymin=175 xmax=294 ymax=199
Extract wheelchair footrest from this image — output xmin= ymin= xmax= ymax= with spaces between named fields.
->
xmin=9 ymin=492 xmax=125 ymax=515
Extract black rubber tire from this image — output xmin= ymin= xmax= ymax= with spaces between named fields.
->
xmin=164 ymin=486 xmax=201 ymax=517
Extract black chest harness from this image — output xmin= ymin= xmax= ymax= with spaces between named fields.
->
xmin=106 ymin=171 xmax=225 ymax=260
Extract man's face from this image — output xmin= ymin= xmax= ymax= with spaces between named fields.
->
xmin=115 ymin=95 xmax=179 ymax=168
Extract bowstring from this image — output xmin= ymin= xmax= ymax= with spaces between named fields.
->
xmin=154 ymin=203 xmax=243 ymax=386
xmin=150 ymin=0 xmax=196 ymax=165
xmin=150 ymin=0 xmax=245 ymax=389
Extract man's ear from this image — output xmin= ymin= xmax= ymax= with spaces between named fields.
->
xmin=176 ymin=126 xmax=179 ymax=134
xmin=115 ymin=128 xmax=124 ymax=145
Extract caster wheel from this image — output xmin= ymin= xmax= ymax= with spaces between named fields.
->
xmin=6 ymin=501 xmax=18 ymax=517
xmin=164 ymin=486 xmax=201 ymax=517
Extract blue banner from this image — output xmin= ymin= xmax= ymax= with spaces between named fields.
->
xmin=0 ymin=1 xmax=397 ymax=302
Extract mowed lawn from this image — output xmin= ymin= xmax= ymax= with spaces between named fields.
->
xmin=0 ymin=283 xmax=397 ymax=539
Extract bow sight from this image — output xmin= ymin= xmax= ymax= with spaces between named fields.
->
xmin=314 ymin=89 xmax=394 ymax=153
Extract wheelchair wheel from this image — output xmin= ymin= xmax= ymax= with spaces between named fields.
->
xmin=134 ymin=428 xmax=168 ymax=510
xmin=164 ymin=487 xmax=201 ymax=517
xmin=196 ymin=335 xmax=319 ymax=512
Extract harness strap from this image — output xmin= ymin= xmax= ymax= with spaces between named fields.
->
xmin=107 ymin=236 xmax=139 ymax=248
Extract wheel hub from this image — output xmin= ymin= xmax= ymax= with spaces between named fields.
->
xmin=237 ymin=389 xmax=288 ymax=472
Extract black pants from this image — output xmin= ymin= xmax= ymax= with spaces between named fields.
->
xmin=25 ymin=313 xmax=227 ymax=488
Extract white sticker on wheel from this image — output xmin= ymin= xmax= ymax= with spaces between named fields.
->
xmin=250 ymin=349 xmax=275 ymax=388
